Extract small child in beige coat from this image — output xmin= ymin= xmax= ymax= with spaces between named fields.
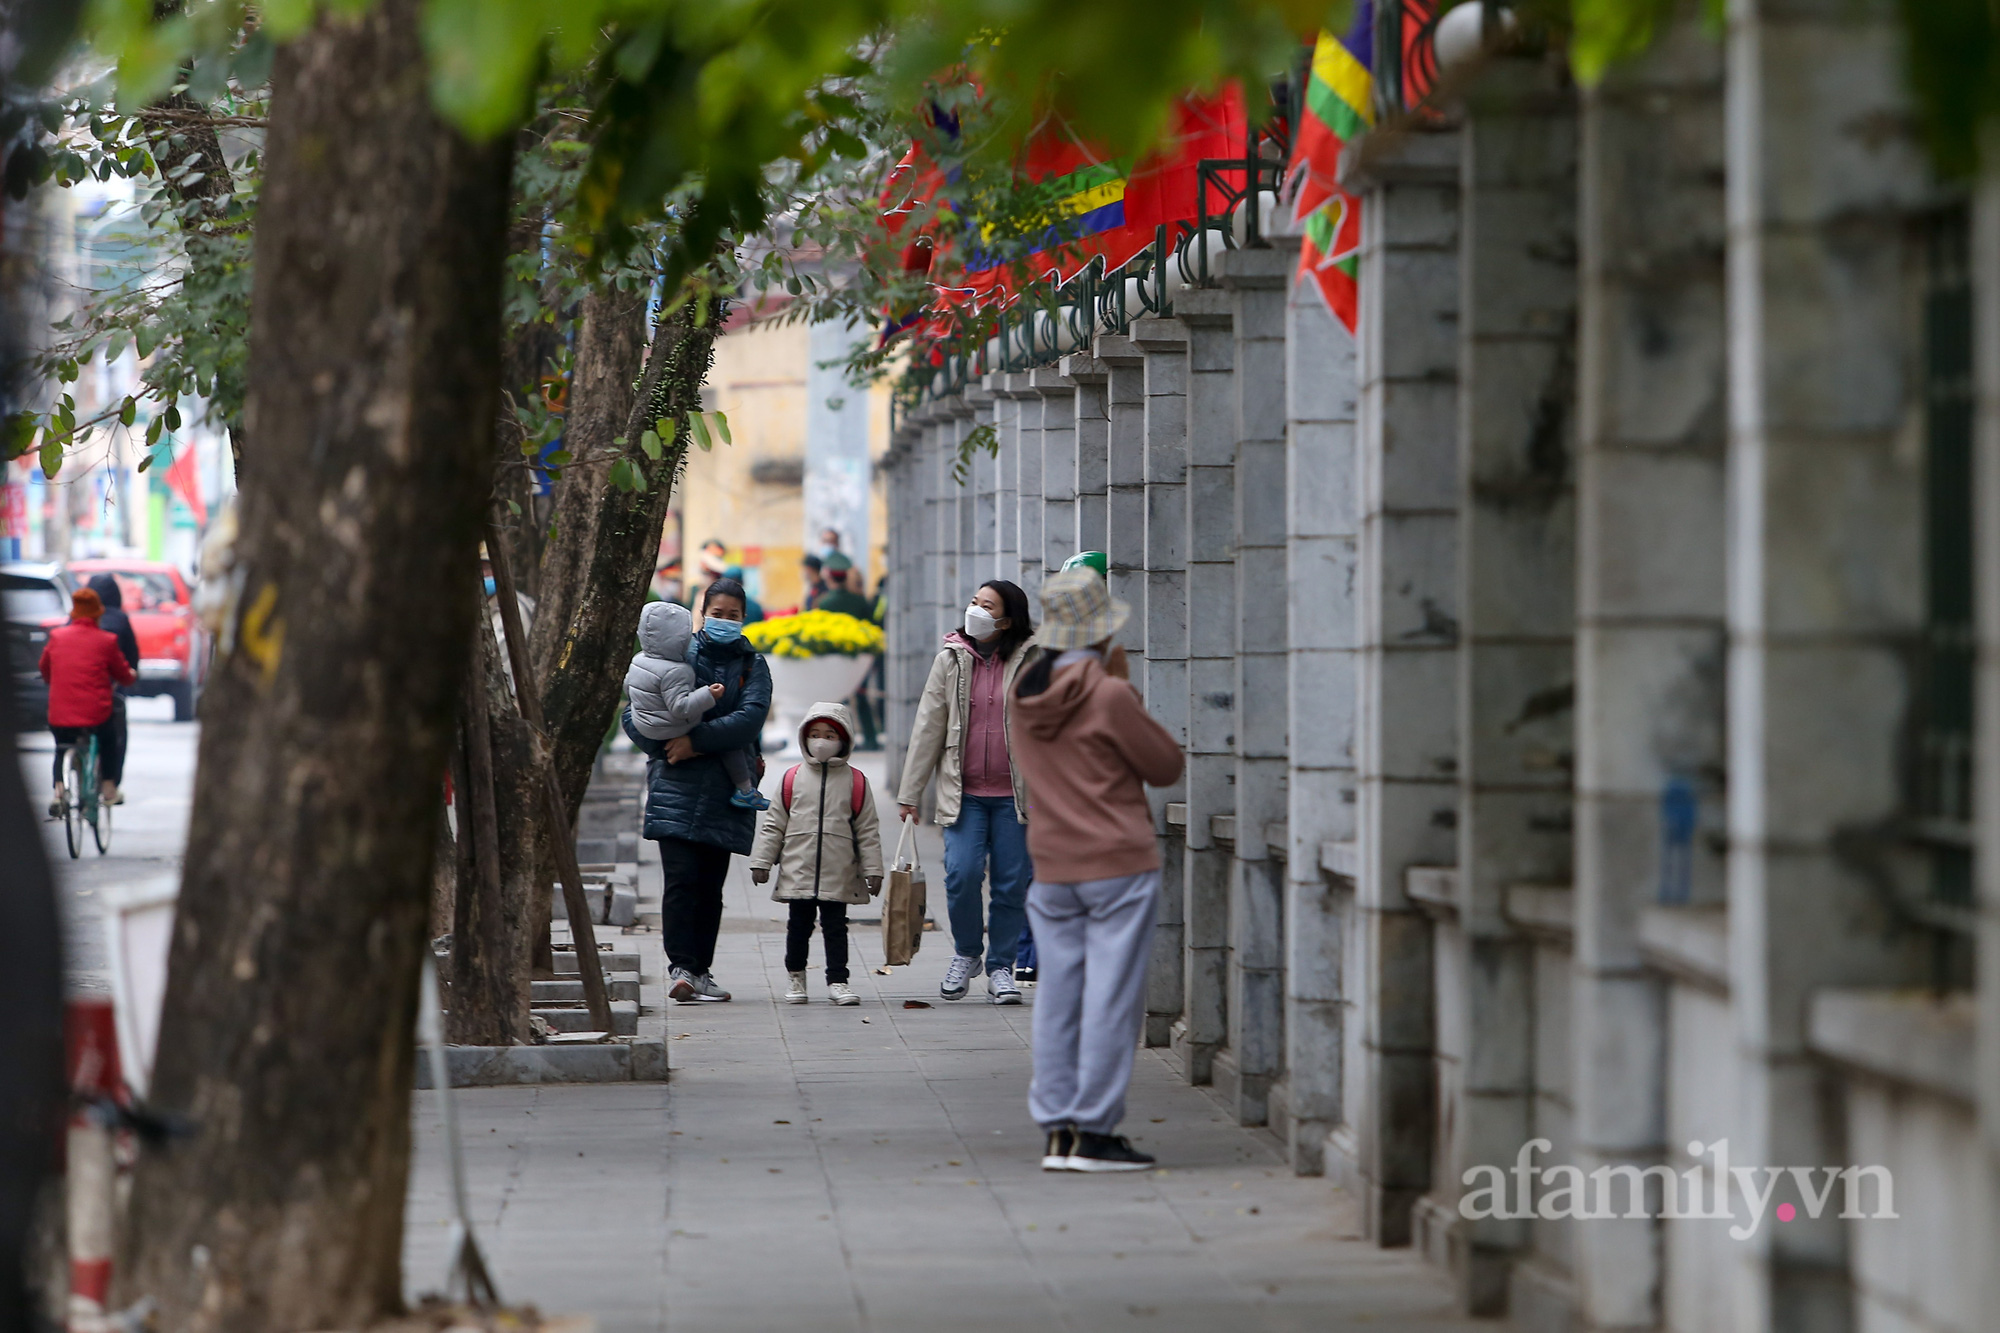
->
xmin=750 ymin=701 xmax=885 ymax=1006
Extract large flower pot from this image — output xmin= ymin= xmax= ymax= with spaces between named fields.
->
xmin=764 ymin=653 xmax=876 ymax=748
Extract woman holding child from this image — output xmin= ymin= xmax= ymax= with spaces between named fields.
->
xmin=622 ymin=577 xmax=772 ymax=1004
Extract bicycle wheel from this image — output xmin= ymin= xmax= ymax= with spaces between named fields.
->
xmin=60 ymin=746 xmax=84 ymax=859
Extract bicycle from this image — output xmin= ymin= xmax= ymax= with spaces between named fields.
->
xmin=55 ymin=733 xmax=112 ymax=858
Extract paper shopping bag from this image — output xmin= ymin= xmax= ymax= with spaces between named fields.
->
xmin=883 ymin=816 xmax=927 ymax=966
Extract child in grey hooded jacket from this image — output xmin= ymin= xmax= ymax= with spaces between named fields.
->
xmin=625 ymin=600 xmax=770 ymax=809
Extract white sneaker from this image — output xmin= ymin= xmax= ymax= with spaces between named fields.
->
xmin=827 ymin=982 xmax=860 ymax=1006
xmin=784 ymin=972 xmax=808 ymax=1004
xmin=987 ymin=967 xmax=1023 ymax=1006
xmin=941 ymin=954 xmax=981 ymax=1001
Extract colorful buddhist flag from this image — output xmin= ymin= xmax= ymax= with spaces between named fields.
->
xmin=1291 ymin=5 xmax=1374 ymax=332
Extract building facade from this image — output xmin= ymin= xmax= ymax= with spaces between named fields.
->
xmin=877 ymin=5 xmax=2000 ymax=1329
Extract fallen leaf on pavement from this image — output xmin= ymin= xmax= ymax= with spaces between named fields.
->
xmin=903 ymin=1000 xmax=932 ymax=1009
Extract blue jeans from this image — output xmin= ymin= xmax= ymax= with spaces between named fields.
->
xmin=941 ymin=794 xmax=1033 ymax=972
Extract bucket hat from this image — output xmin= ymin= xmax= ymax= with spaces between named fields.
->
xmin=1037 ymin=567 xmax=1129 ymax=651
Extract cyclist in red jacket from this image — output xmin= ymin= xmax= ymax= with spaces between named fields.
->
xmin=39 ymin=587 xmax=136 ymax=813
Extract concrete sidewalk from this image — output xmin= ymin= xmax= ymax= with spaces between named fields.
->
xmin=406 ymin=835 xmax=1482 ymax=1333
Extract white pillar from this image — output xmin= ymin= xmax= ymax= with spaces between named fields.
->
xmin=1135 ymin=316 xmax=1191 ymax=1052
xmin=1283 ymin=265 xmax=1361 ymax=1176
xmin=1178 ymin=287 xmax=1235 ymax=1086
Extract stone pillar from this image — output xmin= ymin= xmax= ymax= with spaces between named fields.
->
xmin=1973 ymin=151 xmax=2000 ymax=1332
xmin=1216 ymin=245 xmax=1295 ymax=1129
xmin=1177 ymin=288 xmax=1236 ymax=1086
xmin=950 ymin=398 xmax=979 ymax=610
xmin=1282 ymin=264 xmax=1361 ymax=1176
xmin=882 ymin=436 xmax=920 ymax=783
xmin=1034 ymin=368 xmax=1076 ymax=579
xmin=990 ymin=376 xmax=1021 ymax=584
xmin=1572 ymin=15 xmax=1725 ymax=1329
xmin=1099 ymin=334 xmax=1149 ymax=658
xmin=1452 ymin=60 xmax=1578 ymax=1314
xmin=1012 ymin=373 xmax=1046 ymax=601
xmin=1135 ymin=316 xmax=1191 ymax=1051
xmin=966 ymin=387 xmax=998 ymax=590
xmin=1348 ymin=126 xmax=1461 ymax=1248
xmin=930 ymin=409 xmax=960 ymax=650
xmin=1068 ymin=355 xmax=1110 ymax=554
xmin=1726 ymin=3 xmax=1936 ymax=1327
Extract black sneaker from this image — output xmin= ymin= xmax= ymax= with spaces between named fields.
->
xmin=1041 ymin=1124 xmax=1078 ymax=1172
xmin=1070 ymin=1132 xmax=1155 ymax=1172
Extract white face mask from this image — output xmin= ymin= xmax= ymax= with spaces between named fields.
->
xmin=805 ymin=735 xmax=843 ymax=761
xmin=964 ymin=604 xmax=999 ymax=641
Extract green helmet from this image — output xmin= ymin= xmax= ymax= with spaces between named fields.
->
xmin=1060 ymin=551 xmax=1108 ymax=578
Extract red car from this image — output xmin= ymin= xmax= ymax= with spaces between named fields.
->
xmin=66 ymin=559 xmax=209 ymax=721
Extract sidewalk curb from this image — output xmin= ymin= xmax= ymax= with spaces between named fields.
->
xmin=413 ymin=1038 xmax=668 ymax=1088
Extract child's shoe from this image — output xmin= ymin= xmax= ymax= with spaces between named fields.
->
xmin=827 ymin=982 xmax=860 ymax=1007
xmin=730 ymin=787 xmax=771 ymax=810
xmin=785 ymin=972 xmax=809 ymax=1004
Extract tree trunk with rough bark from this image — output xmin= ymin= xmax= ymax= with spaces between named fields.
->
xmin=116 ymin=2 xmax=512 ymax=1327
xmin=448 ymin=608 xmax=537 ymax=1045
xmin=536 ymin=301 xmax=720 ymax=822
xmin=527 ymin=286 xmax=648 ymax=694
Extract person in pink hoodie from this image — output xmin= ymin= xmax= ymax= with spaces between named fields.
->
xmin=1008 ymin=568 xmax=1183 ymax=1172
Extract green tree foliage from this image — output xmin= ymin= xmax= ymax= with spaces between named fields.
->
xmin=85 ymin=0 xmax=1344 ymax=276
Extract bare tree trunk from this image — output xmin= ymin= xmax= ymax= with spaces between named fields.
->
xmin=527 ymin=286 xmax=648 ymax=691
xmin=428 ymin=789 xmax=456 ymax=941
xmin=537 ymin=301 xmax=721 ymax=821
xmin=448 ymin=610 xmax=536 ymax=1045
xmin=117 ymin=1 xmax=512 ymax=1326
xmin=491 ymin=214 xmax=562 ymax=605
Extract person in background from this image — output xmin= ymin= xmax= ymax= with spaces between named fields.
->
xmin=800 ymin=552 xmax=826 ymax=611
xmin=624 ymin=577 xmax=773 ymax=1004
xmin=897 ymin=579 xmax=1041 ymax=1005
xmin=84 ymin=574 xmax=139 ymax=798
xmin=721 ymin=565 xmax=765 ymax=623
xmin=751 ymin=702 xmax=883 ymax=1006
xmin=814 ymin=553 xmax=871 ymax=619
xmin=1016 ymin=564 xmax=1184 ymax=1168
xmin=818 ymin=527 xmax=842 ymax=560
xmin=39 ymin=587 xmax=136 ymax=811
xmin=1008 ymin=568 xmax=1183 ymax=1172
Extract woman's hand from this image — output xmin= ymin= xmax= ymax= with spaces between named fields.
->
xmin=898 ymin=804 xmax=919 ymax=824
xmin=664 ymin=736 xmax=698 ymax=764
xmin=865 ymin=876 xmax=882 ymax=897
xmin=751 ymin=867 xmax=770 ymax=884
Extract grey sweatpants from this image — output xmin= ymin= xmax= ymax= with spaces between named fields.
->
xmin=1026 ymin=869 xmax=1160 ymax=1135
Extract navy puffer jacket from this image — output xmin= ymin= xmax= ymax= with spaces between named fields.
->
xmin=623 ymin=629 xmax=772 ymax=854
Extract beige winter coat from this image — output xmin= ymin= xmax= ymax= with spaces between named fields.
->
xmin=751 ymin=701 xmax=885 ymax=905
xmin=895 ymin=632 xmax=1040 ymax=826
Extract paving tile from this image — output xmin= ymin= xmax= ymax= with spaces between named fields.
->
xmin=407 ymin=844 xmax=1483 ymax=1332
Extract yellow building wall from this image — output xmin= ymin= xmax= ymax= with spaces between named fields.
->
xmin=678 ymin=312 xmax=891 ymax=615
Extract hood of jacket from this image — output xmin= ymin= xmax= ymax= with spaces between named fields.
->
xmin=1013 ymin=651 xmax=1099 ymax=741
xmin=638 ymin=599 xmax=693 ymax=661
xmin=943 ymin=627 xmax=1011 ymax=662
xmin=86 ymin=572 xmax=122 ymax=610
xmin=798 ymin=699 xmax=856 ymax=759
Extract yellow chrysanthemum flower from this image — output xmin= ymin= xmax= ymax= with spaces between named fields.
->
xmin=743 ymin=609 xmax=885 ymax=658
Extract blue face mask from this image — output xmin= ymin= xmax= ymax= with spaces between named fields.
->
xmin=702 ymin=618 xmax=744 ymax=645
xmin=483 ymin=576 xmax=497 ymax=597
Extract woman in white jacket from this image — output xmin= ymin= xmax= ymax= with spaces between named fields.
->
xmin=895 ymin=580 xmax=1041 ymax=1005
